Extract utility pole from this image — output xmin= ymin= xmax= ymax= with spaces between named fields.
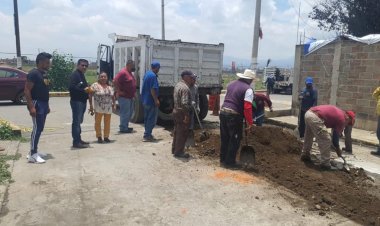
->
xmin=251 ymin=0 xmax=261 ymax=71
xmin=13 ymin=0 xmax=22 ymax=69
xmin=296 ymin=1 xmax=301 ymax=45
xmin=161 ymin=0 xmax=165 ymax=40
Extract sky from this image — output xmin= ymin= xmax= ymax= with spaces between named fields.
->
xmin=0 ymin=0 xmax=335 ymax=68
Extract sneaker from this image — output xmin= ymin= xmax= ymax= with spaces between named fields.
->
xmin=300 ymin=154 xmax=312 ymax=162
xmin=73 ymin=143 xmax=89 ymax=149
xmin=174 ymin=152 xmax=190 ymax=159
xmin=119 ymin=128 xmax=133 ymax=134
xmin=104 ymin=138 xmax=111 ymax=143
xmin=97 ymin=137 xmax=103 ymax=144
xmin=143 ymin=136 xmax=156 ymax=142
xmin=26 ymin=152 xmax=47 ymax=159
xmin=28 ymin=153 xmax=46 ymax=164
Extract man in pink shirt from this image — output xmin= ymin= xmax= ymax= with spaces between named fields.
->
xmin=114 ymin=60 xmax=137 ymax=133
xmin=300 ymin=105 xmax=355 ymax=170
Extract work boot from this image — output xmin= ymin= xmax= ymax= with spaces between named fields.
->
xmin=73 ymin=143 xmax=89 ymax=149
xmin=320 ymin=163 xmax=332 ymax=171
xmin=80 ymin=140 xmax=90 ymax=145
xmin=174 ymin=152 xmax=190 ymax=159
xmin=224 ymin=163 xmax=242 ymax=170
xmin=104 ymin=138 xmax=111 ymax=143
xmin=370 ymin=149 xmax=380 ymax=156
xmin=97 ymin=137 xmax=103 ymax=144
xmin=300 ymin=153 xmax=312 ymax=162
xmin=342 ymin=147 xmax=352 ymax=154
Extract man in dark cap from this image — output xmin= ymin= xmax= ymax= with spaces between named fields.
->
xmin=24 ymin=52 xmax=52 ymax=163
xmin=301 ymin=105 xmax=355 ymax=170
xmin=171 ymin=70 xmax=196 ymax=159
xmin=141 ymin=61 xmax=160 ymax=142
xmin=298 ymin=76 xmax=318 ymax=138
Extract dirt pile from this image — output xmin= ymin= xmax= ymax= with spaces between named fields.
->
xmin=192 ymin=126 xmax=380 ymax=226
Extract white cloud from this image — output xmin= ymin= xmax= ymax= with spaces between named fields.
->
xmin=0 ymin=0 xmax=335 ymax=67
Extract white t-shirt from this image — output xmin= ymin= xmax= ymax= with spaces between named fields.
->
xmin=244 ymin=88 xmax=254 ymax=103
xmin=90 ymin=82 xmax=114 ymax=114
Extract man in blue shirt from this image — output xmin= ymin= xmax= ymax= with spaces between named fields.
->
xmin=298 ymin=77 xmax=318 ymax=138
xmin=141 ymin=61 xmax=160 ymax=142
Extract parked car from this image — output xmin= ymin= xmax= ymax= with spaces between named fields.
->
xmin=0 ymin=66 xmax=27 ymax=104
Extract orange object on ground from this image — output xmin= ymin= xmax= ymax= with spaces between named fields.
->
xmin=210 ymin=94 xmax=220 ymax=116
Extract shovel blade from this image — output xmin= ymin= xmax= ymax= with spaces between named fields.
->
xmin=240 ymin=145 xmax=256 ymax=168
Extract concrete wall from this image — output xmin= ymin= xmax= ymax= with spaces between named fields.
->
xmin=292 ymin=39 xmax=380 ymax=131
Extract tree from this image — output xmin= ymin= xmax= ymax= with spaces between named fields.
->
xmin=48 ymin=51 xmax=74 ymax=91
xmin=309 ymin=0 xmax=380 ymax=36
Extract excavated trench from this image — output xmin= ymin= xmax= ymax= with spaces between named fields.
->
xmin=190 ymin=126 xmax=380 ymax=226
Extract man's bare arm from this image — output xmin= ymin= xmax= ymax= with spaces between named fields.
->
xmin=24 ymin=81 xmax=36 ymax=117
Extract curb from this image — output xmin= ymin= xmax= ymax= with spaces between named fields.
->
xmin=49 ymin=92 xmax=70 ymax=97
xmin=0 ymin=140 xmax=21 ymax=214
xmin=265 ymin=118 xmax=378 ymax=148
xmin=0 ymin=119 xmax=21 ymax=137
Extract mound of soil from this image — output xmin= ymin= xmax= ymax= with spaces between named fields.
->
xmin=191 ymin=126 xmax=380 ymax=226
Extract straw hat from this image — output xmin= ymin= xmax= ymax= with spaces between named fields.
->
xmin=237 ymin=69 xmax=256 ymax=80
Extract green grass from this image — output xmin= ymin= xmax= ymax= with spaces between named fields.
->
xmin=0 ymin=153 xmax=21 ymax=184
xmin=85 ymin=69 xmax=97 ymax=85
xmin=222 ymin=73 xmax=265 ymax=90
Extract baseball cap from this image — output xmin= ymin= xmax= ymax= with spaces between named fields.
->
xmin=181 ymin=70 xmax=196 ymax=78
xmin=305 ymin=77 xmax=313 ymax=84
xmin=346 ymin=110 xmax=355 ymax=125
xmin=151 ymin=61 xmax=160 ymax=69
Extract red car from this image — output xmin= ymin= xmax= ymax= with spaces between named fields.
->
xmin=0 ymin=66 xmax=27 ymax=104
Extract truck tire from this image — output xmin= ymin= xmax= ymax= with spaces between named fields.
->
xmin=286 ymin=85 xmax=293 ymax=95
xmin=158 ymin=95 xmax=174 ymax=123
xmin=13 ymin=91 xmax=26 ymax=105
xmin=198 ymin=94 xmax=209 ymax=120
xmin=131 ymin=92 xmax=144 ymax=123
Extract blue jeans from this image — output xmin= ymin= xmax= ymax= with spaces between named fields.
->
xmin=255 ymin=109 xmax=265 ymax=126
xmin=118 ymin=97 xmax=134 ymax=131
xmin=30 ymin=100 xmax=49 ymax=154
xmin=143 ymin=104 xmax=158 ymax=138
xmin=70 ymin=100 xmax=86 ymax=145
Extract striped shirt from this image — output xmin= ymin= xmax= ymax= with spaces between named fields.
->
xmin=173 ymin=80 xmax=191 ymax=112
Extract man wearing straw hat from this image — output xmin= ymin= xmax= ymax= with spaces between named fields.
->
xmin=219 ymin=69 xmax=256 ymax=169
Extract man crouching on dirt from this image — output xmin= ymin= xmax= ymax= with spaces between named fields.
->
xmin=300 ymin=105 xmax=355 ymax=170
xmin=171 ymin=70 xmax=197 ymax=159
xmin=219 ymin=69 xmax=255 ymax=169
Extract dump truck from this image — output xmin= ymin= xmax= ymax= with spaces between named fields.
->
xmin=97 ymin=33 xmax=224 ymax=123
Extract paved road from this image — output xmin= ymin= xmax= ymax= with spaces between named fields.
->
xmin=0 ymin=97 xmax=356 ymax=225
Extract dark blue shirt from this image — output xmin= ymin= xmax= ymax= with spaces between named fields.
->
xmin=300 ymin=87 xmax=317 ymax=111
xmin=27 ymin=68 xmax=49 ymax=101
xmin=141 ymin=70 xmax=159 ymax=106
xmin=69 ymin=70 xmax=88 ymax=103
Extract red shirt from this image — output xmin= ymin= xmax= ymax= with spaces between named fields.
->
xmin=253 ymin=93 xmax=272 ymax=113
xmin=114 ymin=68 xmax=136 ymax=99
xmin=310 ymin=105 xmax=346 ymax=134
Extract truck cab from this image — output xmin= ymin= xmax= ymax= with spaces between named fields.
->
xmin=97 ymin=33 xmax=224 ymax=123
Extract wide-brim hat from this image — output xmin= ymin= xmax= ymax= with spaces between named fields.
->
xmin=237 ymin=69 xmax=256 ymax=80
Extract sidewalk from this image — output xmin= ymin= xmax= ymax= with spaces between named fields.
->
xmin=266 ymin=115 xmax=378 ymax=147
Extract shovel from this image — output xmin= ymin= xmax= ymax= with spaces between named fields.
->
xmin=335 ymin=147 xmax=350 ymax=173
xmin=193 ymin=105 xmax=210 ymax=142
xmin=240 ymin=128 xmax=256 ymax=168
